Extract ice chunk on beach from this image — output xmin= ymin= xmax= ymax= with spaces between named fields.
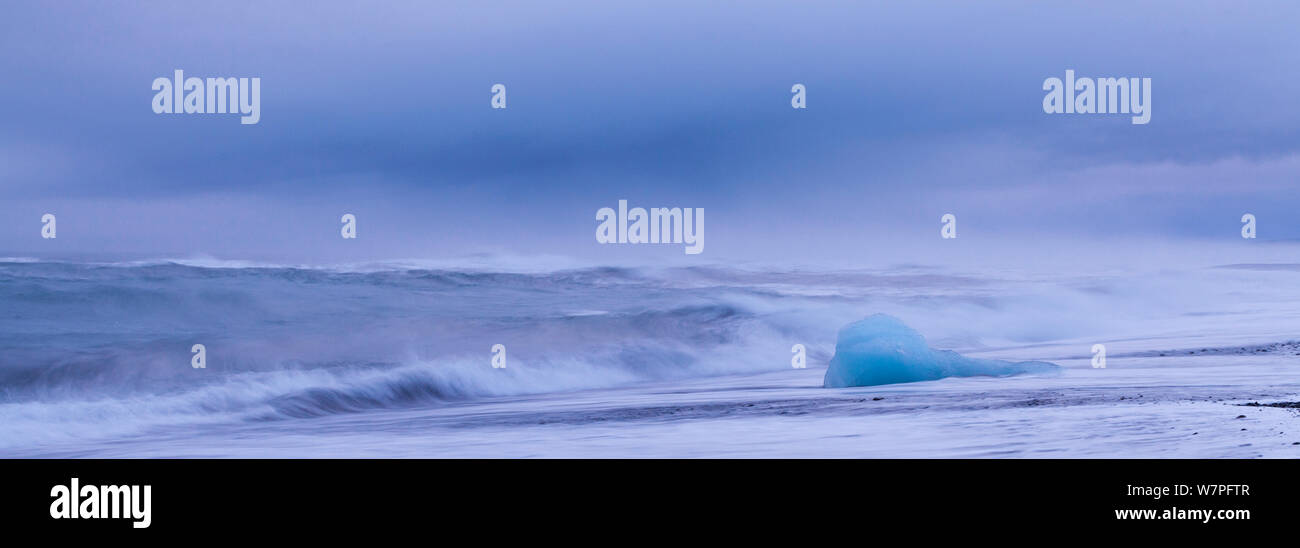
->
xmin=823 ymin=314 xmax=1058 ymax=387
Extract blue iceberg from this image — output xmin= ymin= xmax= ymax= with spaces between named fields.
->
xmin=823 ymin=314 xmax=1058 ymax=387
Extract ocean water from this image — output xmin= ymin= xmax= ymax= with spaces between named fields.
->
xmin=2 ymin=254 xmax=1299 ymax=457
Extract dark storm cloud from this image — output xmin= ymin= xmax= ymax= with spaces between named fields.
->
xmin=2 ymin=0 xmax=1299 ymax=257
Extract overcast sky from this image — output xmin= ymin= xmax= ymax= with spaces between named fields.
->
xmin=2 ymin=1 xmax=1298 ymax=265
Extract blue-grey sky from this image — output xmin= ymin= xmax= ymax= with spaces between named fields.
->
xmin=2 ymin=1 xmax=1298 ymax=264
